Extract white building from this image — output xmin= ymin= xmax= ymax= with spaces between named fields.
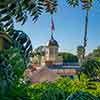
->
xmin=32 ymin=34 xmax=63 ymax=66
xmin=45 ymin=34 xmax=59 ymax=63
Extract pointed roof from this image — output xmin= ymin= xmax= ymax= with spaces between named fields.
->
xmin=48 ymin=33 xmax=59 ymax=47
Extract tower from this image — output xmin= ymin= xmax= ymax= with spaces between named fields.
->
xmin=45 ymin=16 xmax=59 ymax=64
xmin=45 ymin=33 xmax=59 ymax=64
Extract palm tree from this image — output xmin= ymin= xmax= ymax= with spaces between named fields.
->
xmin=66 ymin=0 xmax=93 ymax=60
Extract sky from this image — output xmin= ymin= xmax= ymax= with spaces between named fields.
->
xmin=14 ymin=0 xmax=100 ymax=55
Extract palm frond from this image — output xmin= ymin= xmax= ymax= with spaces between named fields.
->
xmin=0 ymin=0 xmax=57 ymax=27
xmin=66 ymin=0 xmax=93 ymax=9
xmin=66 ymin=0 xmax=79 ymax=7
xmin=10 ymin=30 xmax=33 ymax=56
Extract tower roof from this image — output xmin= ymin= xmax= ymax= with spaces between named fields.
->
xmin=48 ymin=33 xmax=59 ymax=47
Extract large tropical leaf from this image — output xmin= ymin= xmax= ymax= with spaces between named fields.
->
xmin=0 ymin=0 xmax=57 ymax=32
xmin=66 ymin=91 xmax=99 ymax=100
xmin=10 ymin=30 xmax=33 ymax=62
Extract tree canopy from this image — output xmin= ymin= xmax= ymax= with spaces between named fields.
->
xmin=87 ymin=46 xmax=100 ymax=61
xmin=58 ymin=52 xmax=78 ymax=63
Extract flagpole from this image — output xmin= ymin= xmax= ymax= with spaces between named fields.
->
xmin=51 ymin=31 xmax=54 ymax=39
xmin=50 ymin=15 xmax=55 ymax=39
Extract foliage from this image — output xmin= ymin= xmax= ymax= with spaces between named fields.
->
xmin=0 ymin=0 xmax=57 ymax=33
xmin=58 ymin=52 xmax=78 ymax=63
xmin=10 ymin=30 xmax=33 ymax=66
xmin=40 ymin=87 xmax=65 ymax=100
xmin=27 ymin=77 xmax=84 ymax=100
xmin=66 ymin=0 xmax=79 ymax=7
xmin=81 ymin=59 xmax=100 ymax=79
xmin=27 ymin=82 xmax=58 ymax=100
xmin=66 ymin=0 xmax=93 ymax=9
xmin=88 ymin=46 xmax=100 ymax=62
xmin=2 ymin=82 xmax=30 ymax=100
xmin=66 ymin=91 xmax=99 ymax=100
xmin=55 ymin=77 xmax=100 ymax=98
xmin=92 ymin=46 xmax=100 ymax=57
xmin=0 ymin=47 xmax=28 ymax=99
xmin=54 ymin=77 xmax=86 ymax=98
xmin=27 ymin=76 xmax=100 ymax=100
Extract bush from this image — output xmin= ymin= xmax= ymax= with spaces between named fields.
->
xmin=0 ymin=48 xmax=28 ymax=99
xmin=66 ymin=91 xmax=99 ymax=100
xmin=40 ymin=87 xmax=65 ymax=100
xmin=27 ymin=77 xmax=100 ymax=99
xmin=81 ymin=59 xmax=100 ymax=79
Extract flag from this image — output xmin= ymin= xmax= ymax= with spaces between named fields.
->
xmin=51 ymin=16 xmax=55 ymax=32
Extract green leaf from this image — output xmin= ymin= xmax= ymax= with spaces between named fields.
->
xmin=0 ymin=8 xmax=8 ymax=14
xmin=0 ymin=15 xmax=11 ymax=21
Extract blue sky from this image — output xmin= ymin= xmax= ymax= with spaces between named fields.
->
xmin=15 ymin=0 xmax=100 ymax=54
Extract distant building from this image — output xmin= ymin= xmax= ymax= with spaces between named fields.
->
xmin=32 ymin=34 xmax=63 ymax=66
xmin=45 ymin=34 xmax=63 ymax=64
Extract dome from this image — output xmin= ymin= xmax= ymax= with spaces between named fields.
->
xmin=48 ymin=34 xmax=59 ymax=47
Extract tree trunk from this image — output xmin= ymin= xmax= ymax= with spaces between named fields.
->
xmin=83 ymin=9 xmax=89 ymax=60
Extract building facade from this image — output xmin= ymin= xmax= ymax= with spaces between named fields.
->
xmin=45 ymin=34 xmax=59 ymax=64
xmin=32 ymin=34 xmax=63 ymax=66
